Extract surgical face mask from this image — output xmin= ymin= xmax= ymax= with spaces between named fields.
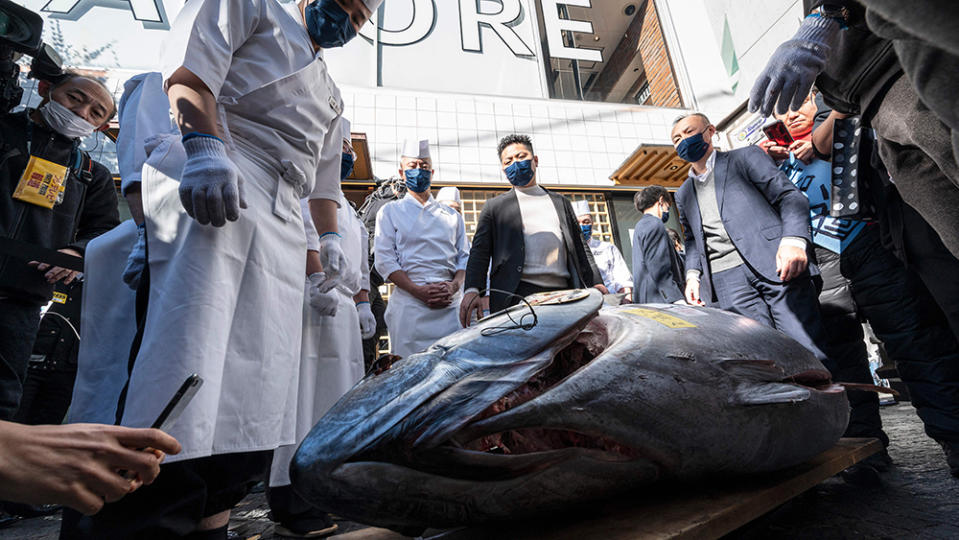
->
xmin=305 ymin=0 xmax=357 ymax=49
xmin=580 ymin=223 xmax=592 ymax=242
xmin=404 ymin=168 xmax=432 ymax=193
xmin=505 ymin=159 xmax=535 ymax=187
xmin=675 ymin=129 xmax=710 ymax=163
xmin=40 ymin=99 xmax=98 ymax=139
xmin=661 ymin=205 xmax=671 ymax=223
xmin=340 ymin=152 xmax=354 ymax=181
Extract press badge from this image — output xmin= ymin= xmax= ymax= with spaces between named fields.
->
xmin=13 ymin=155 xmax=68 ymax=209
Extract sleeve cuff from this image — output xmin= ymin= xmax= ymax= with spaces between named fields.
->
xmin=686 ymin=270 xmax=701 ymax=281
xmin=780 ymin=237 xmax=808 ymax=250
xmin=464 ymin=287 xmax=480 ymax=296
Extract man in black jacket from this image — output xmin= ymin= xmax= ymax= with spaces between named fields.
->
xmin=460 ymin=134 xmax=604 ymax=325
xmin=631 ymin=186 xmax=684 ymax=304
xmin=0 ymin=73 xmax=119 ymax=420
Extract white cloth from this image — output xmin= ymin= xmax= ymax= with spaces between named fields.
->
xmin=116 ymin=72 xmax=176 ymax=195
xmin=514 ymin=185 xmax=569 ymax=288
xmin=587 ymin=238 xmax=633 ymax=294
xmin=436 ymin=186 xmax=461 ymax=205
xmin=161 ymin=0 xmax=343 ymax=204
xmin=269 ymin=282 xmax=363 ymax=487
xmin=374 ymin=195 xmax=468 ymax=358
xmin=373 ymin=195 xmax=469 ymax=284
xmin=67 ymin=221 xmax=139 ymax=425
xmin=121 ymin=0 xmax=343 ymax=462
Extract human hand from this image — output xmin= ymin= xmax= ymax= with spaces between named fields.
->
xmin=0 ymin=421 xmax=180 ymax=515
xmin=179 ymin=135 xmax=246 ymax=227
xmin=357 ymin=301 xmax=376 ymax=339
xmin=776 ymin=244 xmax=808 ymax=282
xmin=422 ymin=283 xmax=453 ymax=309
xmin=748 ymin=15 xmax=841 ymax=117
xmin=459 ymin=291 xmax=484 ymax=327
xmin=122 ymin=223 xmax=147 ymax=290
xmin=685 ymin=277 xmax=705 ymax=306
xmin=593 ymin=284 xmax=609 ymax=295
xmin=789 ymin=140 xmax=815 ymax=164
xmin=621 ymin=288 xmax=633 ymax=304
xmin=316 ymin=233 xmax=348 ymax=292
xmin=761 ymin=140 xmax=790 ymax=161
xmin=308 ymin=272 xmax=339 ymax=316
xmin=29 ymin=248 xmax=82 ymax=285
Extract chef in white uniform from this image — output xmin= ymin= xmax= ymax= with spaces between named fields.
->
xmin=267 ymin=119 xmax=371 ymax=538
xmin=374 ymin=139 xmax=470 ymax=358
xmin=572 ymin=200 xmax=633 ymax=298
xmin=59 ymin=2 xmax=383 ymax=539
xmin=67 ymin=72 xmax=175 ymax=426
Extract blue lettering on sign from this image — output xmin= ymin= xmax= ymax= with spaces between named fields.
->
xmin=781 ymin=155 xmax=864 ymax=254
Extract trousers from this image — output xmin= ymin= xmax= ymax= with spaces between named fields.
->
xmin=0 ymin=298 xmax=42 ymax=420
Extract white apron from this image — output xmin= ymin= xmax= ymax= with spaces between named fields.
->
xmin=67 ymin=221 xmax=138 ymax=425
xmin=385 ymin=287 xmax=463 ymax=359
xmin=270 ymin=193 xmax=366 ymax=486
xmin=125 ymin=54 xmax=343 ymax=462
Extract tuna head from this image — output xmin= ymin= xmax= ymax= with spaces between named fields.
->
xmin=290 ymin=294 xmax=849 ymax=531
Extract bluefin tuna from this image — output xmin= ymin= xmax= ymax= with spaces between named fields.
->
xmin=290 ymin=289 xmax=849 ymax=531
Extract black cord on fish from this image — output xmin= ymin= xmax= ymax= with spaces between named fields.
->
xmin=468 ymin=288 xmax=538 ymax=337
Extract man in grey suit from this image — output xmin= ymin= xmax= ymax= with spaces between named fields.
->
xmin=631 ymin=186 xmax=684 ymax=304
xmin=671 ymin=113 xmax=832 ymax=372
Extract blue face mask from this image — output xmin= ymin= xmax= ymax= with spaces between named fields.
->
xmin=505 ymin=159 xmax=535 ymax=187
xmin=305 ymin=0 xmax=357 ymax=49
xmin=580 ymin=224 xmax=592 ymax=242
xmin=675 ymin=130 xmax=710 ymax=163
xmin=340 ymin=153 xmax=355 ymax=181
xmin=404 ymin=169 xmax=432 ymax=193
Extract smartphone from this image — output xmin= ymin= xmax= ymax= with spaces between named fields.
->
xmin=762 ymin=119 xmax=794 ymax=147
xmin=152 ymin=373 xmax=203 ymax=432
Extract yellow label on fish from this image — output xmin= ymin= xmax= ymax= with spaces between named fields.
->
xmin=13 ymin=156 xmax=68 ymax=209
xmin=51 ymin=291 xmax=68 ymax=304
xmin=623 ymin=308 xmax=696 ymax=328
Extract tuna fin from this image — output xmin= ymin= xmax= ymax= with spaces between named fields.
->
xmin=734 ymin=383 xmax=811 ymax=405
xmin=838 ymin=382 xmax=900 ymax=398
xmin=719 ymin=359 xmax=786 ymax=381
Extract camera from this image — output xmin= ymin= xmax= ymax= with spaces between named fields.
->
xmin=0 ymin=0 xmax=64 ymax=112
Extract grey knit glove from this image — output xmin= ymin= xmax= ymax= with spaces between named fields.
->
xmin=749 ymin=15 xmax=842 ymax=117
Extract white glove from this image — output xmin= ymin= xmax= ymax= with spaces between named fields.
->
xmin=316 ymin=232 xmax=348 ymax=292
xmin=308 ymin=272 xmax=338 ymax=317
xmin=357 ymin=301 xmax=376 ymax=339
xmin=179 ymin=135 xmax=246 ymax=227
xmin=121 ymin=223 xmax=146 ymax=290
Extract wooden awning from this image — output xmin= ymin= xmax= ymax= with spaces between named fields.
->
xmin=610 ymin=143 xmax=690 ymax=188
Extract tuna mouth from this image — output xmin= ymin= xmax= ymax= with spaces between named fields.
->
xmin=348 ymin=316 xmax=644 ymax=479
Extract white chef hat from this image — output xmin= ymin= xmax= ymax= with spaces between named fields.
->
xmin=572 ymin=200 xmax=591 ymax=217
xmin=401 ymin=138 xmax=431 ymax=160
xmin=437 ymin=186 xmax=461 ymax=204
xmin=363 ymin=0 xmax=385 ymax=11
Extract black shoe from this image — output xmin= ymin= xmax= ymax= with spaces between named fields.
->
xmin=939 ymin=440 xmax=959 ymax=478
xmin=861 ymin=449 xmax=893 ymax=473
xmin=840 ymin=463 xmax=882 ymax=487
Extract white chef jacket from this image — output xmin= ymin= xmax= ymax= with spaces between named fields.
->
xmin=374 ymin=195 xmax=470 ymax=285
xmin=588 ymin=237 xmax=633 ymax=294
xmin=160 ymin=0 xmax=341 ymax=203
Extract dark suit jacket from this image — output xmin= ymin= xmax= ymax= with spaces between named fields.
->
xmin=674 ymin=146 xmax=814 ymax=305
xmin=465 ymin=187 xmax=602 ymax=312
xmin=632 ymin=214 xmax=684 ymax=304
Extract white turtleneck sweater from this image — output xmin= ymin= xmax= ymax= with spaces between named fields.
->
xmin=514 ymin=184 xmax=570 ymax=288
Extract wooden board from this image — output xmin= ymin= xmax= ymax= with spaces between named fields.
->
xmin=336 ymin=438 xmax=881 ymax=540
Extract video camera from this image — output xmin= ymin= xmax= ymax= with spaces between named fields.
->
xmin=0 ymin=0 xmax=64 ymax=112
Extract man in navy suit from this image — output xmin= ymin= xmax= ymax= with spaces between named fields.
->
xmin=671 ymin=113 xmax=832 ymax=370
xmin=631 ymin=186 xmax=684 ymax=304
